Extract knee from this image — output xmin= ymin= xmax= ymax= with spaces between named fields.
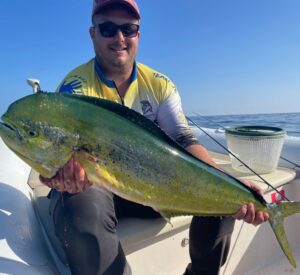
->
xmin=62 ymin=192 xmax=118 ymax=234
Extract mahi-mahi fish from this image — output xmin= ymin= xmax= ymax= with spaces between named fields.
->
xmin=0 ymin=92 xmax=299 ymax=267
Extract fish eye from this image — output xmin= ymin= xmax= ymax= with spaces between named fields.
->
xmin=28 ymin=130 xmax=38 ymax=137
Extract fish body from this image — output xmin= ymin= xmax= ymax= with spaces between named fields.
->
xmin=0 ymin=93 xmax=300 ymax=267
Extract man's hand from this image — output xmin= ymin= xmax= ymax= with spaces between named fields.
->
xmin=39 ymin=157 xmax=92 ymax=194
xmin=233 ymin=179 xmax=269 ymax=226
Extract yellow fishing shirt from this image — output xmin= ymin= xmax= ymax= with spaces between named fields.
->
xmin=56 ymin=58 xmax=198 ymax=147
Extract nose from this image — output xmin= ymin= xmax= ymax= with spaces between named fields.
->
xmin=113 ymin=29 xmax=125 ymax=42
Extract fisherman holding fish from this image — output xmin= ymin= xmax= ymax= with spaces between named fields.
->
xmin=39 ymin=1 xmax=269 ymax=274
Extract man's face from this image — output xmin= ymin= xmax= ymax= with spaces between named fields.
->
xmin=90 ymin=7 xmax=140 ymax=72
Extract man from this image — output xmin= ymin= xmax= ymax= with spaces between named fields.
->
xmin=41 ymin=1 xmax=269 ymax=274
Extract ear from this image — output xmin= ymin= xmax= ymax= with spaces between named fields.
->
xmin=89 ymin=26 xmax=95 ymax=40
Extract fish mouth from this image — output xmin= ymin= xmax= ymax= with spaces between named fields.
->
xmin=0 ymin=119 xmax=17 ymax=135
xmin=0 ymin=121 xmax=16 ymax=132
xmin=0 ymin=118 xmax=23 ymax=141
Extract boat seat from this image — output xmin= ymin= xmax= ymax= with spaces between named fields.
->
xmin=28 ymin=170 xmax=192 ymax=266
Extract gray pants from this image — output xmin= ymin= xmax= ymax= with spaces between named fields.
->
xmin=50 ymin=186 xmax=234 ymax=275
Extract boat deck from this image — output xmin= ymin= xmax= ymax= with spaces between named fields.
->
xmin=251 ymin=248 xmax=300 ymax=275
xmin=246 ymin=248 xmax=300 ymax=275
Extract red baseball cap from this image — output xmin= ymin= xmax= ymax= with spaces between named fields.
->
xmin=92 ymin=0 xmax=140 ymax=19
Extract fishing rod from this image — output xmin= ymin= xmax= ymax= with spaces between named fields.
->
xmin=186 ymin=116 xmax=291 ymax=202
xmin=278 ymin=156 xmax=300 ymax=169
xmin=193 ymin=113 xmax=300 ymax=169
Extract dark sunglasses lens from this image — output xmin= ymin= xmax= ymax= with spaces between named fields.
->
xmin=98 ymin=22 xmax=118 ymax=37
xmin=120 ymin=24 xmax=139 ymax=37
xmin=98 ymin=22 xmax=139 ymax=38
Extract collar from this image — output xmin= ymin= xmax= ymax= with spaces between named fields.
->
xmin=94 ymin=58 xmax=138 ymax=88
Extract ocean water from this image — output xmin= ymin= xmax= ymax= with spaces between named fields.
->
xmin=188 ymin=112 xmax=300 ymax=137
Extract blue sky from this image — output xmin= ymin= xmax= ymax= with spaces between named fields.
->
xmin=0 ymin=0 xmax=299 ymax=115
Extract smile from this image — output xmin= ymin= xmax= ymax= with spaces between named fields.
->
xmin=109 ymin=45 xmax=127 ymax=52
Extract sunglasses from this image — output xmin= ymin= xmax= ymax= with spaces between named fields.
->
xmin=96 ymin=22 xmax=140 ymax=38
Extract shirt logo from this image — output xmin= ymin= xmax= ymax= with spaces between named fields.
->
xmin=58 ymin=75 xmax=86 ymax=94
xmin=153 ymin=72 xmax=170 ymax=83
xmin=140 ymin=100 xmax=153 ymax=115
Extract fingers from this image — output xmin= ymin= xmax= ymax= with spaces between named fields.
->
xmin=233 ymin=203 xmax=269 ymax=226
xmin=74 ymin=163 xmax=84 ymax=193
xmin=236 ymin=183 xmax=265 ymax=227
xmin=252 ymin=211 xmax=269 ymax=226
xmin=63 ymin=158 xmax=76 ymax=193
xmin=63 ymin=158 xmax=85 ymax=193
xmin=74 ymin=159 xmax=85 ymax=182
xmin=39 ymin=157 xmax=92 ymax=194
xmin=39 ymin=175 xmax=53 ymax=188
xmin=240 ymin=179 xmax=264 ymax=196
xmin=233 ymin=204 xmax=248 ymax=220
xmin=51 ymin=171 xmax=67 ymax=192
xmin=243 ymin=203 xmax=255 ymax=224
xmin=250 ymin=185 xmax=264 ymax=197
xmin=40 ymin=173 xmax=63 ymax=191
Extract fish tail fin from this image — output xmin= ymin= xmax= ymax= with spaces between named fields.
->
xmin=267 ymin=201 xmax=300 ymax=268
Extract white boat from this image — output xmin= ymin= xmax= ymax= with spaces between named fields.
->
xmin=1 ymin=88 xmax=300 ymax=274
xmin=1 ymin=130 xmax=299 ymax=275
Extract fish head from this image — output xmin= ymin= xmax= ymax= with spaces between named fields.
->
xmin=0 ymin=93 xmax=77 ymax=178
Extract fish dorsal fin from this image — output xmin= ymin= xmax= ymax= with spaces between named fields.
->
xmin=60 ymin=93 xmax=188 ymax=154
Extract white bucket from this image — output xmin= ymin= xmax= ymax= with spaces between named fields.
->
xmin=225 ymin=126 xmax=286 ymax=174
